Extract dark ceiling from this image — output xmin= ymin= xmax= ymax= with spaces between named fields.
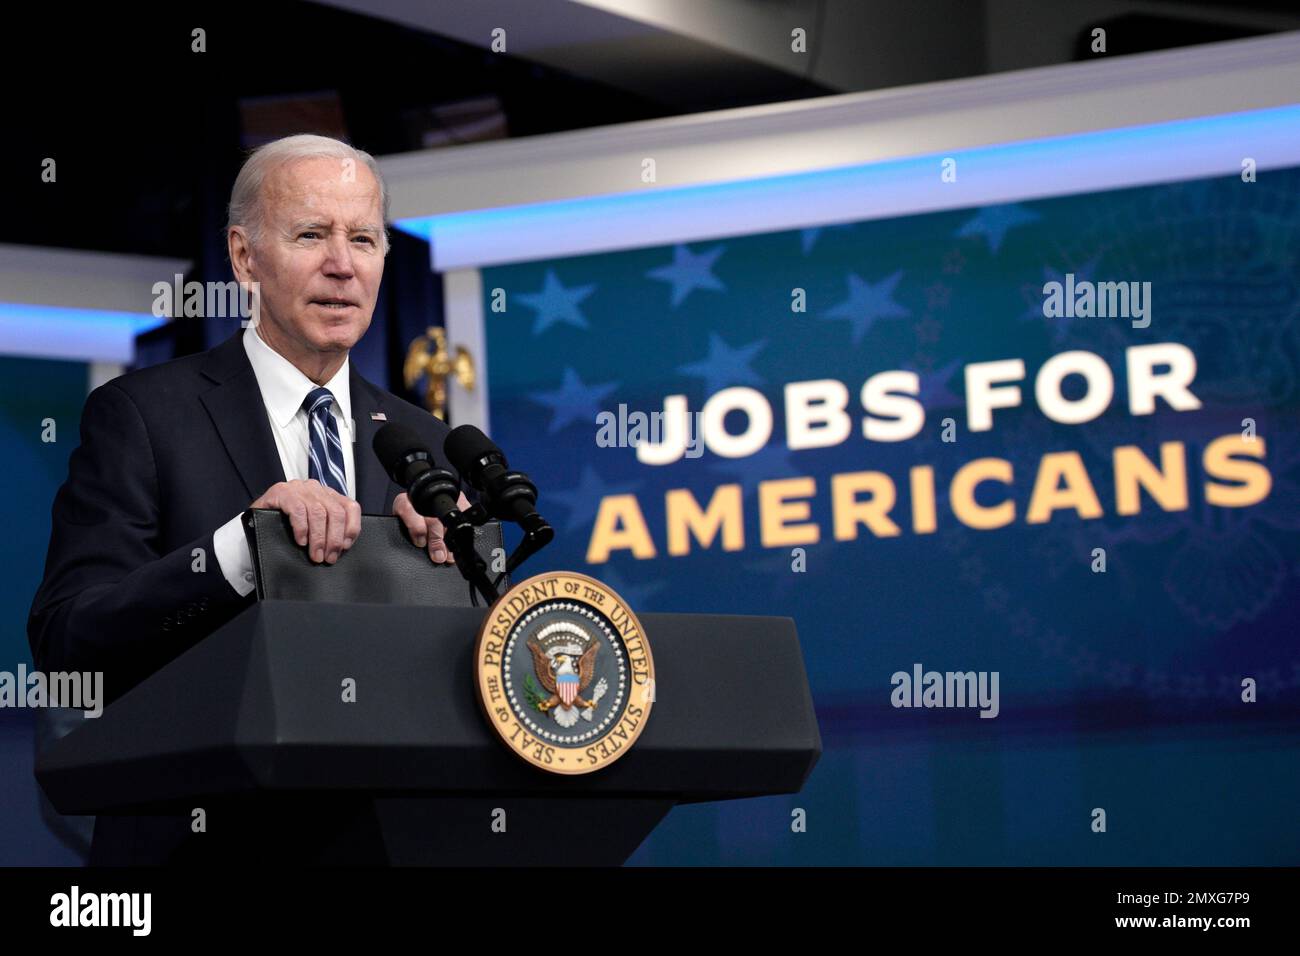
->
xmin=5 ymin=2 xmax=1294 ymax=264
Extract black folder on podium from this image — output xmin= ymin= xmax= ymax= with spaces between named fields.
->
xmin=35 ymin=514 xmax=821 ymax=866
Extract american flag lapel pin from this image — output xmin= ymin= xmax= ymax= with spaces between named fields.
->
xmin=370 ymin=412 xmax=387 ymax=421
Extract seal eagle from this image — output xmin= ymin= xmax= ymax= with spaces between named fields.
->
xmin=527 ymin=638 xmax=600 ymax=728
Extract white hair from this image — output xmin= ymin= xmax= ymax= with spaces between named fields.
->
xmin=226 ymin=134 xmax=391 ymax=255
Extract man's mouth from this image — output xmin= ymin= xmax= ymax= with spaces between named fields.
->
xmin=312 ymin=298 xmax=357 ymax=310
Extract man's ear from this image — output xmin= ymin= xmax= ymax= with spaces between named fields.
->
xmin=227 ymin=226 xmax=255 ymax=282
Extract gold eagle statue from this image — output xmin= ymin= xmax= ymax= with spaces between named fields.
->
xmin=403 ymin=326 xmax=475 ymax=421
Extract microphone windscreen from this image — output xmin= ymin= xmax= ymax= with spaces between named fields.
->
xmin=444 ymin=424 xmax=502 ymax=475
xmin=372 ymin=422 xmax=429 ymax=477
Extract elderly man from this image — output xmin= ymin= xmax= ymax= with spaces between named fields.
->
xmin=28 ymin=135 xmax=466 ymax=825
xmin=31 ymin=134 xmax=464 ymax=691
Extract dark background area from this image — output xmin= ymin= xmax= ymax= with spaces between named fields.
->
xmin=7 ymin=1 xmax=1294 ymax=260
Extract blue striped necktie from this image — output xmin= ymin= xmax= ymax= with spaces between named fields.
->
xmin=303 ymin=386 xmax=348 ymax=495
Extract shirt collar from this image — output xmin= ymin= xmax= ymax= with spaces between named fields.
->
xmin=243 ymin=324 xmax=353 ymax=432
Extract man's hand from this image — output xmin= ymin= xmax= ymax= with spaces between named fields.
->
xmin=251 ymin=479 xmax=362 ymax=565
xmin=393 ymin=491 xmax=472 ymax=565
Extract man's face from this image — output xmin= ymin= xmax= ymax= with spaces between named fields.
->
xmin=234 ymin=155 xmax=385 ymax=361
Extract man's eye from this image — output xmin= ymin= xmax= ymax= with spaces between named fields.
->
xmin=299 ymin=232 xmax=320 ymax=240
xmin=354 ymin=235 xmax=375 ymax=245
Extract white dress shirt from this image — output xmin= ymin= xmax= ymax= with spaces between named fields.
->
xmin=212 ymin=325 xmax=356 ymax=596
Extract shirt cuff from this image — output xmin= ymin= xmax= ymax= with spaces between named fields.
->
xmin=214 ymin=513 xmax=256 ymax=598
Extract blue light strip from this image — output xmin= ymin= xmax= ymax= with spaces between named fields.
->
xmin=395 ymin=104 xmax=1300 ymax=271
xmin=0 ymin=303 xmax=169 ymax=364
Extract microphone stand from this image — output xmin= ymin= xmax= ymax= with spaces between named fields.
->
xmin=412 ymin=476 xmax=556 ymax=604
xmin=440 ymin=503 xmax=501 ymax=607
xmin=501 ymin=512 xmax=554 ymax=579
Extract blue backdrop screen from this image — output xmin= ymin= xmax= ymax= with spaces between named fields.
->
xmin=480 ymin=168 xmax=1300 ymax=864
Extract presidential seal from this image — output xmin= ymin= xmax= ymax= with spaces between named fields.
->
xmin=474 ymin=571 xmax=655 ymax=774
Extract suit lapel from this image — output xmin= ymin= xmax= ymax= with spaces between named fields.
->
xmin=199 ymin=330 xmax=399 ymax=514
xmin=350 ymin=370 xmax=399 ymax=515
xmin=199 ymin=331 xmax=286 ymax=502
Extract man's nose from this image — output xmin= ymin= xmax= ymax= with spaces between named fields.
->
xmin=321 ymin=232 xmax=356 ymax=278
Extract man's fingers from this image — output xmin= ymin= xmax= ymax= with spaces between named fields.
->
xmin=324 ymin=499 xmax=348 ymax=564
xmin=392 ymin=491 xmax=455 ymax=563
xmin=306 ymin=499 xmax=328 ymax=563
xmin=343 ymin=499 xmax=362 ymax=550
xmin=393 ymin=493 xmax=427 ymax=547
xmin=427 ymin=517 xmax=448 ymax=563
xmin=287 ymin=498 xmax=309 ymax=548
xmin=253 ymin=481 xmax=361 ymax=562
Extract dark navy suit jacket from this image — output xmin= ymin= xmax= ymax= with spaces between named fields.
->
xmin=28 ymin=328 xmax=457 ymax=706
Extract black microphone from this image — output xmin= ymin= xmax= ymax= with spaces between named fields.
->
xmin=444 ymin=425 xmax=553 ymax=543
xmin=374 ymin=422 xmax=501 ymax=605
xmin=372 ymin=423 xmax=461 ymax=521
